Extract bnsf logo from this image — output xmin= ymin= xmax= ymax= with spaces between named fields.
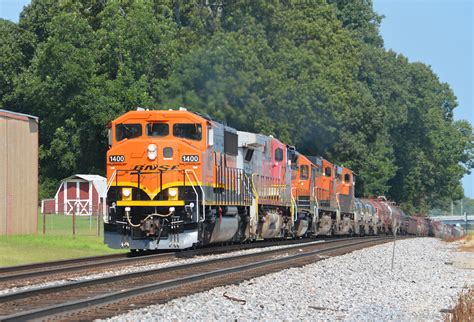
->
xmin=133 ymin=164 xmax=178 ymax=171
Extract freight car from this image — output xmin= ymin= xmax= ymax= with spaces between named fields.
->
xmin=103 ymin=108 xmax=460 ymax=250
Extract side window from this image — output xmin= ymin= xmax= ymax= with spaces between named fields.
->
xmin=274 ymin=148 xmax=284 ymax=162
xmin=173 ymin=123 xmax=202 ymax=140
xmin=325 ymin=167 xmax=332 ymax=177
xmin=344 ymin=173 xmax=351 ymax=183
xmin=300 ymin=165 xmax=309 ymax=180
xmin=147 ymin=123 xmax=169 ymax=137
xmin=107 ymin=128 xmax=112 ymax=146
xmin=116 ymin=124 xmax=142 ymax=141
xmin=224 ymin=131 xmax=238 ymax=156
xmin=244 ymin=149 xmax=254 ymax=161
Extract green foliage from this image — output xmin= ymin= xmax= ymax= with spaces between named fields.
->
xmin=1 ymin=0 xmax=472 ymax=213
xmin=430 ymin=196 xmax=474 ymax=216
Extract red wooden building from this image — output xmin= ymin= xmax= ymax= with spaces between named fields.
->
xmin=42 ymin=175 xmax=107 ymax=216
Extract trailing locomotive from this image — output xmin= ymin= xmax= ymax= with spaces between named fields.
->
xmin=103 ymin=108 xmax=459 ymax=250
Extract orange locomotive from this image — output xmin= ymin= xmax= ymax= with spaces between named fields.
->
xmin=104 ymin=108 xmax=435 ymax=251
xmin=105 ymin=108 xmax=300 ymax=250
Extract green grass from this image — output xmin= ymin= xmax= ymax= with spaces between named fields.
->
xmin=0 ymin=214 xmax=126 ymax=267
xmin=39 ymin=213 xmax=102 ymax=236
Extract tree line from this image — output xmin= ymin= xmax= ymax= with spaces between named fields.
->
xmin=1 ymin=0 xmax=472 ymax=214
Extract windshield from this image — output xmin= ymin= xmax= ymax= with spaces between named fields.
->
xmin=147 ymin=123 xmax=169 ymax=137
xmin=173 ymin=123 xmax=202 ymax=141
xmin=116 ymin=124 xmax=142 ymax=141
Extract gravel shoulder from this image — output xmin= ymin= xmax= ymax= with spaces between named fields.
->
xmin=105 ymin=238 xmax=474 ymax=321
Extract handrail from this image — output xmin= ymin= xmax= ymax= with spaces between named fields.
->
xmin=335 ymin=192 xmax=341 ymax=212
xmin=250 ymin=173 xmax=259 ymax=210
xmin=291 ymin=187 xmax=298 ymax=222
xmin=185 ymin=169 xmax=205 ymax=222
xmin=106 ymin=169 xmax=117 ymax=194
xmin=312 ymin=186 xmax=319 ymax=227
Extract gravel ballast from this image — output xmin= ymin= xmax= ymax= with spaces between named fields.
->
xmin=106 ymin=238 xmax=473 ymax=321
xmin=0 ymin=241 xmax=325 ymax=296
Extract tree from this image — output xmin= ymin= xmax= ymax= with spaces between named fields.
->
xmin=1 ymin=0 xmax=471 ymax=213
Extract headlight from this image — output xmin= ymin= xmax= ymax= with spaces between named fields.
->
xmin=168 ymin=188 xmax=178 ymax=200
xmin=122 ymin=188 xmax=132 ymax=200
xmin=148 ymin=144 xmax=157 ymax=160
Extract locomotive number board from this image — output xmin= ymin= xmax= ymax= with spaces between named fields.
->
xmin=181 ymin=155 xmax=199 ymax=162
xmin=109 ymin=155 xmax=125 ymax=162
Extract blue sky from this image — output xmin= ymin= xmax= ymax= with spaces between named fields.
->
xmin=373 ymin=0 xmax=473 ymax=198
xmin=1 ymin=0 xmax=473 ymax=197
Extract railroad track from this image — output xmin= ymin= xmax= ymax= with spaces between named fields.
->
xmin=0 ymin=236 xmax=400 ymax=321
xmin=0 ymin=237 xmax=344 ymax=288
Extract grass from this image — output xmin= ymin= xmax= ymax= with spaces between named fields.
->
xmin=0 ymin=214 xmax=126 ymax=267
xmin=444 ymin=287 xmax=473 ymax=322
xmin=39 ymin=212 xmax=102 ymax=236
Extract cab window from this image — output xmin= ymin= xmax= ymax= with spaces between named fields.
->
xmin=275 ymin=148 xmax=284 ymax=162
xmin=300 ymin=165 xmax=309 ymax=180
xmin=147 ymin=123 xmax=169 ymax=137
xmin=344 ymin=173 xmax=351 ymax=183
xmin=116 ymin=124 xmax=142 ymax=141
xmin=173 ymin=123 xmax=202 ymax=141
xmin=325 ymin=167 xmax=332 ymax=177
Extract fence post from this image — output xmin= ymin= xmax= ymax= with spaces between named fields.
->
xmin=43 ymin=210 xmax=46 ymax=235
xmin=72 ymin=209 xmax=76 ymax=236
xmin=97 ymin=202 xmax=101 ymax=237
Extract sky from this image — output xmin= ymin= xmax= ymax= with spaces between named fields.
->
xmin=373 ymin=0 xmax=474 ymax=198
xmin=1 ymin=0 xmax=473 ymax=197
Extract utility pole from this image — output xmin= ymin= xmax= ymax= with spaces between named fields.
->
xmin=451 ymin=200 xmax=454 ymax=216
xmin=464 ymin=211 xmax=468 ymax=234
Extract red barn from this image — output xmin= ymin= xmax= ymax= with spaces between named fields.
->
xmin=42 ymin=175 xmax=107 ymax=216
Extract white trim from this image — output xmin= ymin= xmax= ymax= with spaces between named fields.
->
xmin=55 ymin=190 xmax=58 ymax=214
xmin=54 ymin=182 xmax=62 ymax=199
xmin=76 ymin=181 xmax=80 ymax=215
xmin=88 ymin=181 xmax=92 ymax=214
xmin=64 ymin=182 xmax=68 ymax=215
xmin=66 ymin=200 xmax=91 ymax=216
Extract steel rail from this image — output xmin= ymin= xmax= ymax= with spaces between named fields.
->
xmin=0 ymin=238 xmax=353 ymax=302
xmin=0 ymin=253 xmax=128 ymax=274
xmin=0 ymin=252 xmax=174 ymax=283
xmin=0 ymin=236 xmax=348 ymax=283
xmin=0 ymin=237 xmax=395 ymax=321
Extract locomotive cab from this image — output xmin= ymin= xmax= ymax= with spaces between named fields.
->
xmin=104 ymin=109 xmax=212 ymax=249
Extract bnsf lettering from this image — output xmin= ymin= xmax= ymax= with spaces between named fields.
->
xmin=109 ymin=155 xmax=125 ymax=163
xmin=181 ymin=155 xmax=199 ymax=162
xmin=133 ymin=165 xmax=178 ymax=171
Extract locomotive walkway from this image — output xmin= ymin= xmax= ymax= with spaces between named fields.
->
xmin=0 ymin=237 xmax=397 ymax=321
